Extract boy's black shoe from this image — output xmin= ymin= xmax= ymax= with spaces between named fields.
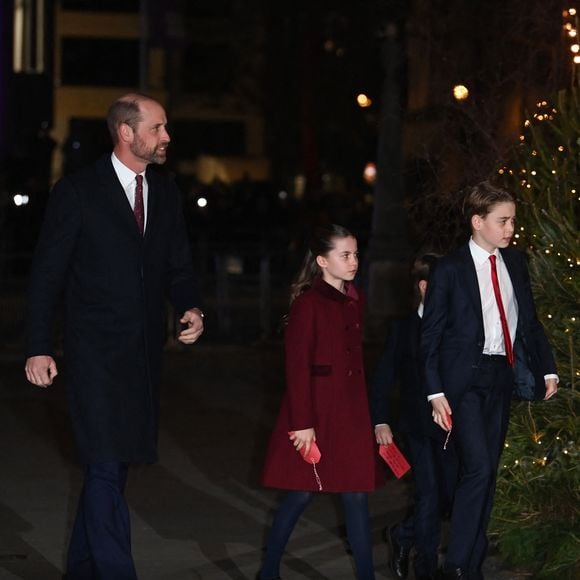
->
xmin=442 ymin=567 xmax=468 ymax=579
xmin=388 ymin=525 xmax=410 ymax=579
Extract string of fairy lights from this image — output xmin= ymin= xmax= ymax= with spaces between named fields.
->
xmin=491 ymin=6 xmax=580 ymax=475
xmin=563 ymin=5 xmax=580 ymax=85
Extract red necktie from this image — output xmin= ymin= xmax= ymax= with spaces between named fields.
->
xmin=489 ymin=254 xmax=514 ymax=366
xmin=134 ymin=174 xmax=144 ymax=235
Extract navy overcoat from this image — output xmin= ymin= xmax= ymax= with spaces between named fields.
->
xmin=26 ymin=156 xmax=200 ymax=464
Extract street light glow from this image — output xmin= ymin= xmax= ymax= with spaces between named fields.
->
xmin=197 ymin=197 xmax=208 ymax=208
xmin=13 ymin=194 xmax=30 ymax=206
xmin=356 ymin=94 xmax=372 ymax=108
xmin=363 ymin=162 xmax=377 ymax=185
xmin=453 ymin=85 xmax=469 ymax=100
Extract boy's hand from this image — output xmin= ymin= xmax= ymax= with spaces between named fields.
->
xmin=544 ymin=378 xmax=558 ymax=400
xmin=430 ymin=396 xmax=452 ymax=431
xmin=375 ymin=424 xmax=394 ymax=445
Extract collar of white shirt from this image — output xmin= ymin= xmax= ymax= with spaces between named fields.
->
xmin=111 ymin=153 xmax=144 ymax=189
xmin=469 ymin=237 xmax=501 ymax=267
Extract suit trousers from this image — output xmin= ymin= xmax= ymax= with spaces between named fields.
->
xmin=66 ymin=462 xmax=138 ymax=580
xmin=395 ymin=432 xmax=458 ymax=574
xmin=444 ymin=355 xmax=513 ymax=576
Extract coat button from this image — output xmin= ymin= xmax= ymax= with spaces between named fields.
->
xmin=347 ymin=370 xmax=353 ymax=377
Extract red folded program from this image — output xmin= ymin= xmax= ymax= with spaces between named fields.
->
xmin=379 ymin=442 xmax=411 ymax=479
xmin=288 ymin=432 xmax=323 ymax=490
xmin=287 ymin=432 xmax=321 ymax=464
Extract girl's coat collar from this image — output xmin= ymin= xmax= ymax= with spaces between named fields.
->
xmin=312 ymin=277 xmax=359 ymax=302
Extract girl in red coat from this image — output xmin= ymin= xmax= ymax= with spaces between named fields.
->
xmin=258 ymin=224 xmax=383 ymax=580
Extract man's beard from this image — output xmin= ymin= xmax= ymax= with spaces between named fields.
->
xmin=130 ymin=134 xmax=168 ymax=165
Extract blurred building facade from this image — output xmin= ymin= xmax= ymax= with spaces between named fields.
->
xmin=1 ymin=0 xmax=269 ymax=187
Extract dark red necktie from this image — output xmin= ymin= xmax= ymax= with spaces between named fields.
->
xmin=489 ymin=254 xmax=514 ymax=366
xmin=134 ymin=174 xmax=144 ymax=235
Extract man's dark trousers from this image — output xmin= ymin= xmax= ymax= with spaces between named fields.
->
xmin=66 ymin=462 xmax=138 ymax=579
xmin=394 ymin=432 xmax=457 ymax=574
xmin=444 ymin=355 xmax=513 ymax=577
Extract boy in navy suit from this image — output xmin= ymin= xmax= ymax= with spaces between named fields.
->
xmin=372 ymin=254 xmax=458 ymax=580
xmin=421 ymin=182 xmax=557 ymax=579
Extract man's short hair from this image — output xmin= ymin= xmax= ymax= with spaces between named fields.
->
xmin=462 ymin=181 xmax=515 ymax=225
xmin=106 ymin=97 xmax=143 ymax=144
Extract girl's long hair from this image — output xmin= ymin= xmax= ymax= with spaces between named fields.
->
xmin=289 ymin=224 xmax=354 ymax=305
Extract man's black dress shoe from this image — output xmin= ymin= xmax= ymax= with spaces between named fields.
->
xmin=388 ymin=525 xmax=410 ymax=579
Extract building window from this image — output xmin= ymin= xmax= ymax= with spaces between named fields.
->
xmin=60 ymin=0 xmax=139 ymax=12
xmin=13 ymin=0 xmax=46 ymax=73
xmin=172 ymin=120 xmax=246 ymax=158
xmin=181 ymin=43 xmax=233 ymax=93
xmin=183 ymin=1 xmax=233 ymax=18
xmin=61 ymin=38 xmax=139 ymax=86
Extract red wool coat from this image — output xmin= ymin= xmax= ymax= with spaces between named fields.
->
xmin=261 ymin=278 xmax=384 ymax=492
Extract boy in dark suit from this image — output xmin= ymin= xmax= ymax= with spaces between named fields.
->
xmin=421 ymin=182 xmax=558 ymax=579
xmin=371 ymin=255 xmax=458 ymax=580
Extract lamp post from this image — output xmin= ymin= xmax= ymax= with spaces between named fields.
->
xmin=366 ymin=19 xmax=412 ymax=338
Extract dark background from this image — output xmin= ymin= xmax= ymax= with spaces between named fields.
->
xmin=0 ymin=0 xmax=572 ymax=347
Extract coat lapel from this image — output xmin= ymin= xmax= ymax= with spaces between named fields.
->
xmin=95 ymin=156 xmax=143 ymax=241
xmin=143 ymin=166 xmax=160 ymax=244
xmin=499 ymin=248 xmax=523 ymax=330
xmin=458 ymin=243 xmax=484 ymax=326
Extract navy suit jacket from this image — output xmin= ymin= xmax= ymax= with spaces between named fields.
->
xmin=421 ymin=243 xmax=556 ymax=410
xmin=371 ymin=311 xmax=434 ymax=438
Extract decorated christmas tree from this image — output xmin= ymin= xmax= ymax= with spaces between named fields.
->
xmin=489 ymin=88 xmax=580 ymax=578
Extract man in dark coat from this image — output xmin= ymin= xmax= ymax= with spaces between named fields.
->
xmin=24 ymin=93 xmax=204 ymax=579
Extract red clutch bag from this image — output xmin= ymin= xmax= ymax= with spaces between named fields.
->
xmin=379 ymin=442 xmax=411 ymax=479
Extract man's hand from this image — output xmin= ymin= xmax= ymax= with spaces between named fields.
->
xmin=375 ymin=424 xmax=394 ymax=445
xmin=544 ymin=378 xmax=558 ymax=400
xmin=430 ymin=395 xmax=452 ymax=431
xmin=25 ymin=355 xmax=58 ymax=388
xmin=178 ymin=308 xmax=204 ymax=344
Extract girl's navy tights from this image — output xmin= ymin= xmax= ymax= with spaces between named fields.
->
xmin=260 ymin=490 xmax=375 ymax=579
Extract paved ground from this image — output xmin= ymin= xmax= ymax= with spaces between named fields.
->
xmin=0 ymin=342 xmax=526 ymax=580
